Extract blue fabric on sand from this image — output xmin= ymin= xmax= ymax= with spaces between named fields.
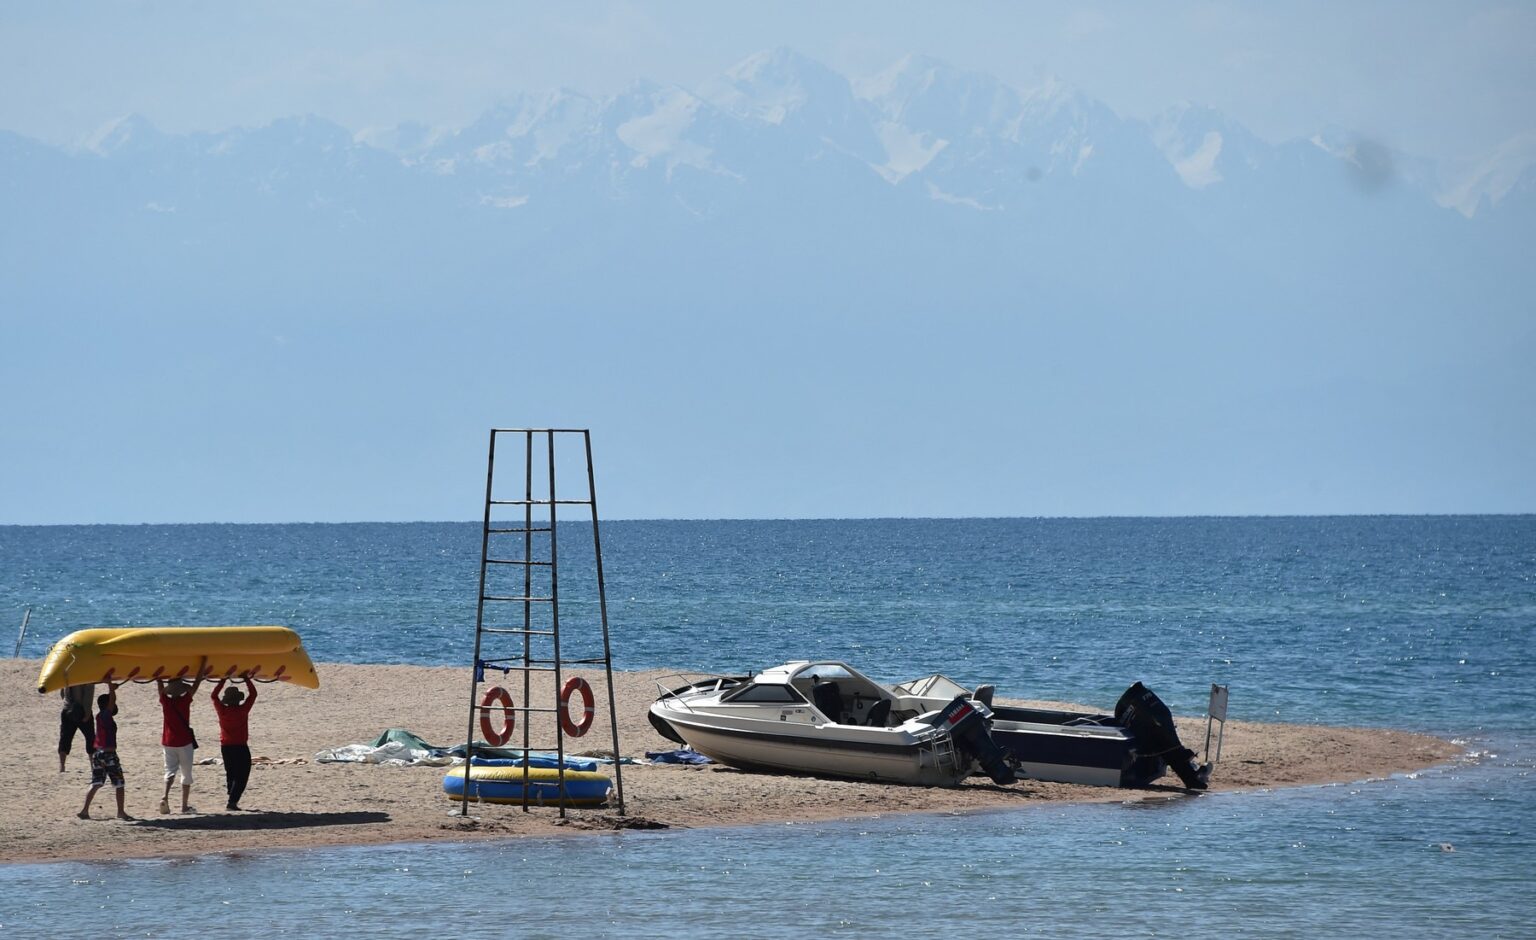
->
xmin=645 ymin=748 xmax=713 ymax=765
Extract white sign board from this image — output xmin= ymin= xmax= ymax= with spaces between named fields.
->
xmin=1209 ymin=684 xmax=1229 ymax=722
xmin=1204 ymin=684 xmax=1230 ymax=765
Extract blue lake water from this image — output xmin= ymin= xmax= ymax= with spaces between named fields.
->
xmin=2 ymin=517 xmax=1533 ymax=936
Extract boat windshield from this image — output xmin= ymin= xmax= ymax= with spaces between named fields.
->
xmin=891 ymin=674 xmax=972 ymax=700
xmin=722 ymin=683 xmax=807 ymax=704
xmin=792 ymin=663 xmax=857 ymax=682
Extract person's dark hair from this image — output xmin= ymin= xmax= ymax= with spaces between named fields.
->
xmin=97 ymin=693 xmax=111 ymax=710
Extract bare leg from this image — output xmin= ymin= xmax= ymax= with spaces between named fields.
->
xmin=60 ymin=752 xmax=67 ymax=773
xmin=180 ymin=782 xmax=192 ymax=813
xmin=80 ymin=783 xmax=101 ymax=819
xmin=160 ymin=775 xmax=174 ymax=813
xmin=115 ymin=787 xmax=132 ymax=820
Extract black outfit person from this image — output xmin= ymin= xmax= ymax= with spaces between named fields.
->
xmin=58 ymin=684 xmax=96 ymax=765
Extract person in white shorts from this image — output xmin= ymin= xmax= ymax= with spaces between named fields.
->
xmin=155 ymin=670 xmax=206 ymax=814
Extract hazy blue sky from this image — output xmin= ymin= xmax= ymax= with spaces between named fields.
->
xmin=2 ymin=3 xmax=1532 ymax=523
xmin=3 ymin=1 xmax=1532 ymax=165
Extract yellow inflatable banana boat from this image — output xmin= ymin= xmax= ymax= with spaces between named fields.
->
xmin=36 ymin=626 xmax=320 ymax=693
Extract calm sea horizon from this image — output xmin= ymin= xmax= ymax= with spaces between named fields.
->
xmin=2 ymin=516 xmax=1532 ymax=937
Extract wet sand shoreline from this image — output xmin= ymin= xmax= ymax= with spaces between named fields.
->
xmin=2 ymin=659 xmax=1463 ymax=865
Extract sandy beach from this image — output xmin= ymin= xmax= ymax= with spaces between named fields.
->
xmin=3 ymin=658 xmax=1462 ymax=865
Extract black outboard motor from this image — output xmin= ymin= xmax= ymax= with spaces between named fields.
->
xmin=1114 ymin=682 xmax=1210 ymax=790
xmin=935 ymin=696 xmax=1017 ymax=785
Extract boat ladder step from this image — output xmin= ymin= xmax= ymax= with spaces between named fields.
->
xmin=475 ymin=703 xmax=564 ymax=715
xmin=479 ymin=658 xmax=611 ymax=670
xmin=481 ymin=627 xmax=557 ymax=636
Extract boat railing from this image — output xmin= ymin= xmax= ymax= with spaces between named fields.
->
xmin=652 ymin=672 xmax=742 ymax=714
xmin=1062 ymin=715 xmax=1112 ymax=727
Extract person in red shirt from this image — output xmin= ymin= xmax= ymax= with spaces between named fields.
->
xmin=156 ymin=669 xmax=206 ymax=814
xmin=211 ymin=675 xmax=258 ymax=811
xmin=78 ymin=682 xmax=131 ymax=820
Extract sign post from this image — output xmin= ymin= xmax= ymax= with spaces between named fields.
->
xmin=13 ymin=607 xmax=30 ymax=658
xmin=1204 ymin=683 xmax=1229 ymax=766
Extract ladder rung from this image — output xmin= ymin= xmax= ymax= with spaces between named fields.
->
xmin=481 ymin=627 xmax=556 ymax=636
xmin=469 ymin=744 xmax=580 ymax=754
xmin=479 ymin=664 xmax=561 ymax=673
xmin=475 ymin=704 xmax=562 ymax=714
xmin=487 ymin=527 xmax=552 ymax=534
xmin=489 ymin=499 xmax=592 ymax=506
xmin=482 ymin=595 xmax=554 ymax=603
xmin=486 ymin=559 xmax=552 ymax=566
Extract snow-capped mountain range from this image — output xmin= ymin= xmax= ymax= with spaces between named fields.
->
xmin=2 ymin=48 xmax=1530 ymax=523
xmin=3 ymin=47 xmax=1531 ymax=321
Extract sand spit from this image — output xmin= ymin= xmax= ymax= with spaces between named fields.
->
xmin=3 ymin=659 xmax=1461 ymax=865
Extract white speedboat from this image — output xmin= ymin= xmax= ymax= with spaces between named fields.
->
xmin=651 ymin=662 xmax=1212 ymax=790
xmin=648 ymin=661 xmax=1017 ymax=787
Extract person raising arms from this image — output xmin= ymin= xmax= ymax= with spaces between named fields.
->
xmin=58 ymin=682 xmax=96 ymax=772
xmin=211 ymin=674 xmax=258 ymax=811
xmin=78 ymin=682 xmax=130 ymax=820
xmin=155 ymin=660 xmax=207 ymax=814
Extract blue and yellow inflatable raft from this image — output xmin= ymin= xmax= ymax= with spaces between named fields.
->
xmin=443 ymin=764 xmax=612 ymax=808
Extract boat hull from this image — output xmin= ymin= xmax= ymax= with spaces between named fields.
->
xmin=657 ymin=707 xmax=969 ymax=787
xmin=987 ymin=706 xmax=1166 ymax=787
xmin=36 ymin=626 xmax=320 ymax=693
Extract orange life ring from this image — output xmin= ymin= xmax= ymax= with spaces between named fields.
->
xmin=559 ymin=677 xmax=596 ymax=737
xmin=479 ymin=686 xmax=516 ymax=746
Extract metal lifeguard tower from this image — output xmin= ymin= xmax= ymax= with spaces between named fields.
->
xmin=458 ymin=428 xmax=625 ymax=817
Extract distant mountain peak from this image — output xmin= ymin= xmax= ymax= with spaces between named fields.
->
xmin=723 ymin=46 xmax=829 ymax=83
xmin=704 ymin=47 xmax=859 ymax=127
xmin=1439 ymin=129 xmax=1536 ymax=217
xmin=479 ymin=88 xmax=595 ymax=134
xmin=858 ymin=54 xmax=1017 ymax=123
xmin=854 ymin=52 xmax=952 ymax=100
xmin=436 ymin=89 xmax=600 ymax=169
xmin=1151 ymin=103 xmax=1230 ymax=189
xmin=1308 ymin=128 xmax=1405 ymax=194
xmin=613 ymin=85 xmax=720 ymax=171
xmin=1016 ymin=76 xmax=1101 ymax=124
xmin=81 ymin=114 xmax=163 ymax=155
xmin=353 ymin=119 xmax=449 ymax=156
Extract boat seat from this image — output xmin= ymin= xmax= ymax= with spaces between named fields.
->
xmin=866 ymin=699 xmax=892 ymax=727
xmin=812 ymin=681 xmax=843 ymax=724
